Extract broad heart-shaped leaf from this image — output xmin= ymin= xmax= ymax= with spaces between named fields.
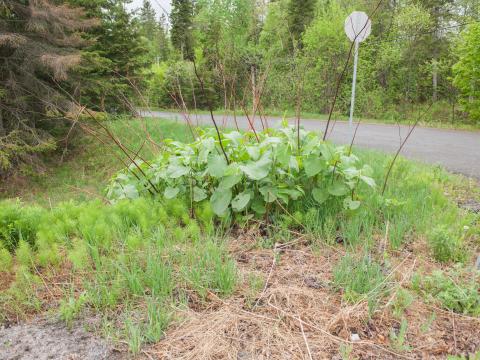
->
xmin=259 ymin=186 xmax=278 ymax=203
xmin=210 ymin=188 xmax=232 ymax=216
xmin=320 ymin=143 xmax=337 ymax=163
xmin=239 ymin=153 xmax=272 ymax=180
xmin=304 ymin=155 xmax=324 ymax=177
xmin=232 ymin=191 xmax=251 ymax=212
xmin=207 ymin=154 xmax=228 ymax=178
xmin=312 ymin=187 xmax=329 ymax=204
xmin=223 ymin=131 xmax=242 ymax=145
xmin=344 ymin=198 xmax=361 ymax=210
xmin=275 ymin=144 xmax=290 ymax=168
xmin=251 ymin=197 xmax=266 ymax=215
xmin=164 ymin=186 xmax=180 ymax=199
xmin=289 ymin=156 xmax=299 ymax=172
xmin=360 ymin=175 xmax=376 ymax=188
xmin=123 ymin=184 xmax=139 ymax=199
xmin=218 ymin=174 xmax=242 ymax=190
xmin=193 ymin=186 xmax=207 ymax=202
xmin=328 ymin=181 xmax=349 ymax=196
xmin=246 ymin=146 xmax=260 ymax=161
xmin=198 ymin=137 xmax=215 ymax=164
xmin=166 ymin=164 xmax=189 ymax=179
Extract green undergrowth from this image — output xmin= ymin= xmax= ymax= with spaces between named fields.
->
xmin=1 ymin=119 xmax=479 ymax=354
xmin=0 ymin=117 xmax=192 ymax=205
xmin=107 ymin=124 xmax=376 ymax=217
xmin=0 ymin=198 xmax=236 ymax=353
xmin=412 ymin=266 xmax=480 ymax=316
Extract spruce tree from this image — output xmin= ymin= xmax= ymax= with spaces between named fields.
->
xmin=0 ymin=0 xmax=95 ymax=172
xmin=68 ymin=0 xmax=151 ymax=111
xmin=287 ymin=0 xmax=316 ymax=47
xmin=170 ymin=0 xmax=195 ymax=60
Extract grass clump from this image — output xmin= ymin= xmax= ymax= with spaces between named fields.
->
xmin=333 ymin=253 xmax=386 ymax=304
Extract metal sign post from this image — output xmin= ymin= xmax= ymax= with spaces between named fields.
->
xmin=344 ymin=11 xmax=372 ymax=132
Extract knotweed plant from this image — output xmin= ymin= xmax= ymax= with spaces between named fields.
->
xmin=107 ymin=123 xmax=375 ymax=219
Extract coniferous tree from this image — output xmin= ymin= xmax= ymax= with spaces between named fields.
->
xmin=0 ymin=0 xmax=95 ymax=172
xmin=139 ymin=0 xmax=158 ymax=44
xmin=68 ymin=0 xmax=151 ymax=111
xmin=170 ymin=0 xmax=195 ymax=60
xmin=286 ymin=0 xmax=316 ymax=47
xmin=157 ymin=13 xmax=170 ymax=62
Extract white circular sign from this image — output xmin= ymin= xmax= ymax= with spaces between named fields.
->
xmin=344 ymin=11 xmax=371 ymax=43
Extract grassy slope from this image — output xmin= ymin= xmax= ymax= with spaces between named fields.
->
xmin=0 ymin=118 xmax=192 ymax=205
xmin=1 ymin=117 xmax=479 ymax=357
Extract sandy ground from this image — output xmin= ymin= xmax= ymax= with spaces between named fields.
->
xmin=0 ymin=319 xmax=125 ymax=360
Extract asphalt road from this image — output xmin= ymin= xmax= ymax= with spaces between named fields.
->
xmin=142 ymin=110 xmax=480 ymax=179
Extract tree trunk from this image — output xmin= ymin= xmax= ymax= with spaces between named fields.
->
xmin=0 ymin=109 xmax=5 ymax=137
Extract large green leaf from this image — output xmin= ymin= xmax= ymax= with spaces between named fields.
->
xmin=275 ymin=144 xmax=290 ymax=168
xmin=328 ymin=182 xmax=349 ymax=196
xmin=251 ymin=197 xmax=266 ymax=215
xmin=198 ymin=137 xmax=215 ymax=163
xmin=344 ymin=198 xmax=361 ymax=210
xmin=232 ymin=191 xmax=251 ymax=212
xmin=312 ymin=187 xmax=329 ymax=204
xmin=164 ymin=186 xmax=180 ymax=199
xmin=207 ymin=154 xmax=228 ymax=178
xmin=246 ymin=146 xmax=260 ymax=160
xmin=218 ymin=174 xmax=242 ymax=190
xmin=123 ymin=184 xmax=139 ymax=199
xmin=259 ymin=186 xmax=277 ymax=203
xmin=239 ymin=154 xmax=271 ymax=180
xmin=210 ymin=188 xmax=232 ymax=216
xmin=166 ymin=164 xmax=189 ymax=179
xmin=193 ymin=187 xmax=207 ymax=202
xmin=304 ymin=155 xmax=323 ymax=177
xmin=360 ymin=175 xmax=376 ymax=188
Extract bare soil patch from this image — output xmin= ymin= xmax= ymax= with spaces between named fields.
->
xmin=0 ymin=318 xmax=126 ymax=360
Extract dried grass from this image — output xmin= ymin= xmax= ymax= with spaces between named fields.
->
xmin=148 ymin=237 xmax=480 ymax=359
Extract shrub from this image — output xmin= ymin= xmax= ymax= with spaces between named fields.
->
xmin=106 ymin=124 xmax=376 ymax=220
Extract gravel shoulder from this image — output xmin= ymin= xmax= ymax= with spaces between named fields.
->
xmin=0 ymin=318 xmax=126 ymax=360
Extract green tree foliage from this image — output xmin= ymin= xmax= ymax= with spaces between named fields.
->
xmin=138 ymin=1 xmax=170 ymax=62
xmin=170 ymin=0 xmax=195 ymax=60
xmin=453 ymin=22 xmax=480 ymax=122
xmin=0 ymin=0 xmax=95 ymax=173
xmin=149 ymin=0 xmax=479 ymax=126
xmin=286 ymin=0 xmax=316 ymax=47
xmin=67 ymin=0 xmax=151 ymax=112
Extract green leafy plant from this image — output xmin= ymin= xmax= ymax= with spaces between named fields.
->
xmin=413 ymin=268 xmax=480 ymax=316
xmin=428 ymin=225 xmax=465 ymax=263
xmin=0 ymin=200 xmax=44 ymax=252
xmin=59 ymin=292 xmax=87 ymax=329
xmin=106 ymin=124 xmax=376 ymax=220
